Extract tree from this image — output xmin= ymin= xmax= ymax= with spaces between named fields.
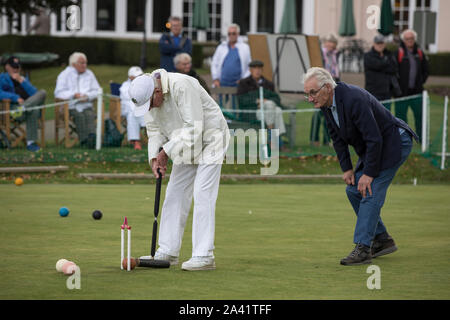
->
xmin=0 ymin=0 xmax=80 ymax=33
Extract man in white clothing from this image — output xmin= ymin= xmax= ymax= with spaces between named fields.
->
xmin=54 ymin=52 xmax=100 ymax=148
xmin=211 ymin=23 xmax=251 ymax=88
xmin=129 ymin=69 xmax=230 ymax=271
xmin=119 ymin=66 xmax=146 ymax=150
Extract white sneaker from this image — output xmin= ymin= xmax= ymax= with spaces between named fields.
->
xmin=139 ymin=251 xmax=179 ymax=266
xmin=181 ymin=256 xmax=216 ymax=271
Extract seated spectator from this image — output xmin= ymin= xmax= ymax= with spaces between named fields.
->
xmin=174 ymin=53 xmax=210 ymax=94
xmin=159 ymin=16 xmax=192 ymax=72
xmin=364 ymin=35 xmax=398 ymax=110
xmin=120 ymin=66 xmax=146 ymax=150
xmin=54 ymin=52 xmax=100 ymax=148
xmin=0 ymin=56 xmax=46 ymax=152
xmin=237 ymin=60 xmax=286 ymax=147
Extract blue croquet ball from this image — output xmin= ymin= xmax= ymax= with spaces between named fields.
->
xmin=59 ymin=207 xmax=70 ymax=217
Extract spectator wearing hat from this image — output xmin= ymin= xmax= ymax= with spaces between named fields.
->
xmin=0 ymin=56 xmax=46 ymax=152
xmin=310 ymin=34 xmax=340 ymax=146
xmin=364 ymin=35 xmax=398 ymax=110
xmin=120 ymin=66 xmax=146 ymax=150
xmin=55 ymin=52 xmax=101 ymax=148
xmin=159 ymin=16 xmax=192 ymax=72
xmin=237 ymin=60 xmax=286 ymax=148
xmin=174 ymin=53 xmax=210 ymax=94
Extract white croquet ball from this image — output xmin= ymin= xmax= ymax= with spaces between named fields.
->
xmin=56 ymin=259 xmax=68 ymax=272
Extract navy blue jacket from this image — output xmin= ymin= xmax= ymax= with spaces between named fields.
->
xmin=321 ymin=82 xmax=418 ymax=177
xmin=159 ymin=33 xmax=192 ymax=72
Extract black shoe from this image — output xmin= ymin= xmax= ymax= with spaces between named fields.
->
xmin=340 ymin=244 xmax=372 ymax=266
xmin=371 ymin=234 xmax=397 ymax=258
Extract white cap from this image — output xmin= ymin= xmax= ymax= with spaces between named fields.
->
xmin=128 ymin=66 xmax=143 ymax=78
xmin=128 ymin=74 xmax=155 ymax=117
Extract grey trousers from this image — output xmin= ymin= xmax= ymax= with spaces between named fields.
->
xmin=16 ymin=90 xmax=46 ymax=142
xmin=69 ymin=107 xmax=96 ymax=142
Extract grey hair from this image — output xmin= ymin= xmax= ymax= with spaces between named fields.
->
xmin=69 ymin=52 xmax=87 ymax=66
xmin=173 ymin=53 xmax=192 ymax=66
xmin=303 ymin=67 xmax=337 ymax=88
xmin=401 ymin=29 xmax=417 ymax=41
xmin=323 ymin=33 xmax=338 ymax=44
xmin=228 ymin=23 xmax=240 ymax=34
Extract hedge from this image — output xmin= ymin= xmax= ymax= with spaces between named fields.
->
xmin=0 ymin=35 xmax=205 ymax=68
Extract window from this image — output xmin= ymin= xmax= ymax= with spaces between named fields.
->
xmin=393 ymin=0 xmax=409 ymax=35
xmin=257 ymin=0 xmax=274 ymax=33
xmin=233 ymin=0 xmax=250 ymax=35
xmin=97 ymin=0 xmax=115 ymax=31
xmin=127 ymin=0 xmax=145 ymax=32
xmin=295 ymin=0 xmax=303 ymax=34
xmin=416 ymin=0 xmax=431 ymax=9
xmin=153 ymin=1 xmax=171 ymax=33
xmin=182 ymin=0 xmax=222 ymax=41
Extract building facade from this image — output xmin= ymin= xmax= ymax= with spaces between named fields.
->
xmin=0 ymin=0 xmax=448 ymax=52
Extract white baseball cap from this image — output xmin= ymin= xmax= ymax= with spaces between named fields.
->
xmin=128 ymin=66 xmax=143 ymax=78
xmin=128 ymin=74 xmax=155 ymax=117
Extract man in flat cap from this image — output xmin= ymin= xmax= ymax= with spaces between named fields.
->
xmin=237 ymin=60 xmax=286 ymax=148
xmin=0 ymin=56 xmax=46 ymax=152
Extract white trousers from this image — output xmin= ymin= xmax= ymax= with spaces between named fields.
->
xmin=256 ymin=100 xmax=287 ymax=135
xmin=126 ymin=111 xmax=146 ymax=141
xmin=158 ymin=163 xmax=222 ymax=257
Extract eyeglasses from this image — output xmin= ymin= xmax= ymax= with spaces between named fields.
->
xmin=228 ymin=32 xmax=237 ymax=36
xmin=304 ymin=84 xmax=326 ymax=100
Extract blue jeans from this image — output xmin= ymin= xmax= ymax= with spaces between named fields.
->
xmin=345 ymin=130 xmax=413 ymax=247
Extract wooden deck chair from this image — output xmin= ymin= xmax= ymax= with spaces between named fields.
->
xmin=0 ymin=99 xmax=46 ymax=148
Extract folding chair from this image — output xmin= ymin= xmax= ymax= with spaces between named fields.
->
xmin=0 ymin=99 xmax=45 ymax=148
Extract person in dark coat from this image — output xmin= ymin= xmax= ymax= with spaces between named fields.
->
xmin=364 ymin=35 xmax=398 ymax=110
xmin=394 ymin=29 xmax=429 ymax=142
xmin=159 ymin=16 xmax=192 ymax=72
xmin=174 ymin=53 xmax=210 ymax=95
xmin=303 ymin=67 xmax=418 ymax=266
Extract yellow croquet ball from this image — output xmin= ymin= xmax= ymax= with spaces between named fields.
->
xmin=15 ymin=177 xmax=24 ymax=186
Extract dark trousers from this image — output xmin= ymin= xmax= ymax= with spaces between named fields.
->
xmin=69 ymin=107 xmax=96 ymax=143
xmin=395 ymin=91 xmax=423 ymax=141
xmin=310 ymin=110 xmax=330 ymax=145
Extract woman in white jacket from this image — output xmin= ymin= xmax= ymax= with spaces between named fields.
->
xmin=54 ymin=52 xmax=100 ymax=148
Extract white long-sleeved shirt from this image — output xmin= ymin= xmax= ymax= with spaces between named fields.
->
xmin=144 ymin=69 xmax=230 ymax=165
xmin=54 ymin=66 xmax=100 ymax=112
xmin=119 ymin=79 xmax=133 ymax=116
xmin=210 ymin=38 xmax=252 ymax=82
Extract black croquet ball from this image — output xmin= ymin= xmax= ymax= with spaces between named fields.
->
xmin=92 ymin=210 xmax=103 ymax=220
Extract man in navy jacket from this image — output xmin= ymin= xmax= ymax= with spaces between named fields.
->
xmin=159 ymin=16 xmax=192 ymax=72
xmin=0 ymin=56 xmax=46 ymax=152
xmin=303 ymin=67 xmax=418 ymax=266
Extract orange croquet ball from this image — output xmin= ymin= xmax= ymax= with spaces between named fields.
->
xmin=15 ymin=177 xmax=24 ymax=186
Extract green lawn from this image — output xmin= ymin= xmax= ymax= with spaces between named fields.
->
xmin=1 ymin=184 xmax=449 ymax=299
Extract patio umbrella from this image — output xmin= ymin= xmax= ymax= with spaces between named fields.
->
xmin=338 ymin=0 xmax=356 ymax=36
xmin=279 ymin=0 xmax=297 ymax=34
xmin=378 ymin=0 xmax=394 ymax=35
xmin=192 ymin=0 xmax=210 ymax=30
